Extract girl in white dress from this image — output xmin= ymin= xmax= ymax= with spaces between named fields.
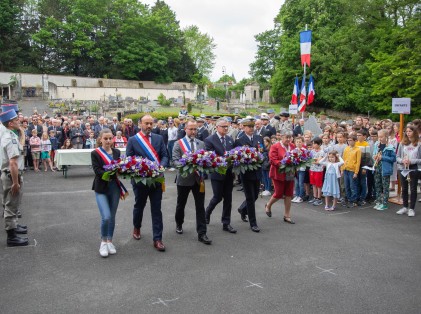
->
xmin=319 ymin=151 xmax=344 ymax=211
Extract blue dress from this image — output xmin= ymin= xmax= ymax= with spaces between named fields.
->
xmin=322 ymin=164 xmax=340 ymax=198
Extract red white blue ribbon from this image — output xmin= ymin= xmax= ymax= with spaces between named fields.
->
xmin=95 ymin=147 xmax=128 ymax=200
xmin=134 ymin=132 xmax=161 ymax=163
xmin=178 ymin=137 xmax=192 ymax=153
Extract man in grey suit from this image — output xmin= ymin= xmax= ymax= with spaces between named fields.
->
xmin=172 ymin=119 xmax=212 ymax=245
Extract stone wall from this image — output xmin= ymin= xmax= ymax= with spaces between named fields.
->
xmin=0 ymin=72 xmax=197 ymax=101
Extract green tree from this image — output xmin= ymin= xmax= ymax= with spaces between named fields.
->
xmin=183 ymin=25 xmax=216 ymax=77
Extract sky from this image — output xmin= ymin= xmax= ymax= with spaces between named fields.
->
xmin=142 ymin=0 xmax=283 ymax=82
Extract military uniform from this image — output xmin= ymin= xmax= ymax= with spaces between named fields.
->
xmin=1 ymin=128 xmax=24 ymax=230
xmin=0 ymin=107 xmax=28 ymax=247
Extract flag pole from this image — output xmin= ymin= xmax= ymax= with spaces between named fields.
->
xmin=301 ymin=24 xmax=308 ymax=119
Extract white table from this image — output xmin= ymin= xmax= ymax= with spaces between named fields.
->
xmin=55 ymin=148 xmax=126 ymax=178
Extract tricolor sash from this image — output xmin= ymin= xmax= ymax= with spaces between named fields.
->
xmin=135 ymin=132 xmax=161 ymax=163
xmin=96 ymin=147 xmax=129 ymax=200
xmin=178 ymin=137 xmax=192 ymax=153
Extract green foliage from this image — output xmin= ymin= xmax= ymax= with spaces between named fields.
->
xmin=3 ymin=0 xmax=201 ymax=83
xmin=126 ymin=112 xmax=237 ymax=125
xmin=183 ymin=25 xmax=216 ymax=77
xmin=253 ymin=0 xmax=420 ymax=118
xmin=187 ymin=102 xmax=192 ymax=112
xmin=157 ymin=93 xmax=172 ymax=106
xmin=208 ymin=87 xmax=226 ymax=100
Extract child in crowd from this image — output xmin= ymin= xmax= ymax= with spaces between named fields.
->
xmin=321 ymin=134 xmax=333 ymax=153
xmin=292 ymin=137 xmax=307 ymax=203
xmin=40 ymin=132 xmax=55 ymax=172
xmin=61 ymin=138 xmax=73 ymax=149
xmin=396 ymin=125 xmax=421 ymax=217
xmin=372 ymin=129 xmax=396 ymax=211
xmin=332 ymin=131 xmax=348 ymax=203
xmin=309 ymin=137 xmax=325 ymax=206
xmin=355 ymin=129 xmax=372 ymax=205
xmin=320 ymin=151 xmax=344 ymax=210
xmin=366 ymin=130 xmax=378 ymax=203
xmin=342 ymin=135 xmax=361 ymax=208
xmin=29 ymin=129 xmax=41 ymax=172
xmin=85 ymin=131 xmax=97 ymax=149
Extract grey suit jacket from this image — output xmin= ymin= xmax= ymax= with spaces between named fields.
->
xmin=172 ymin=137 xmax=205 ymax=186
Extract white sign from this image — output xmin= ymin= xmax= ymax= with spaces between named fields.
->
xmin=392 ymin=98 xmax=411 ymax=114
xmin=289 ymin=104 xmax=298 ymax=115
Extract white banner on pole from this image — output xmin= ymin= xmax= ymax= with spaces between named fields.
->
xmin=392 ymin=98 xmax=411 ymax=114
xmin=289 ymin=104 xmax=298 ymax=115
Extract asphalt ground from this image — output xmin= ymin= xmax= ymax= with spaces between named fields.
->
xmin=0 ymin=167 xmax=420 ymax=314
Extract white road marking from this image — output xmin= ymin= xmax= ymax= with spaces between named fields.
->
xmin=316 ymin=266 xmax=337 ymax=275
xmin=151 ymin=298 xmax=179 ymax=307
xmin=245 ymin=280 xmax=263 ymax=289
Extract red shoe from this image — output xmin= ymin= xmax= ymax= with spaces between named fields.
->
xmin=153 ymin=240 xmax=165 ymax=252
xmin=133 ymin=228 xmax=141 ymax=240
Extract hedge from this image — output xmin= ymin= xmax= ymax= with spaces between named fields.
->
xmin=125 ymin=112 xmax=239 ymax=125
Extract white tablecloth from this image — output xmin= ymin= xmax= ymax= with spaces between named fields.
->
xmin=55 ymin=148 xmax=126 ymax=168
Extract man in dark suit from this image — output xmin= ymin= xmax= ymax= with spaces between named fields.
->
xmin=126 ymin=115 xmax=169 ymax=252
xmin=110 ymin=117 xmax=122 ymax=136
xmin=234 ymin=118 xmax=265 ymax=232
xmin=94 ymin=116 xmax=110 ymax=138
xmin=204 ymin=118 xmax=237 ymax=233
xmin=172 ymin=119 xmax=212 ymax=244
xmin=260 ymin=113 xmax=276 ymax=138
xmin=293 ymin=118 xmax=305 ymax=137
xmin=196 ymin=118 xmax=209 ymax=141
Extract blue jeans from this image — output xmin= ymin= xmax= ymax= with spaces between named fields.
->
xmin=295 ymin=170 xmax=306 ymax=198
xmin=95 ymin=181 xmax=120 ymax=240
xmin=168 ymin=140 xmax=176 ymax=165
xmin=356 ymin=171 xmax=367 ymax=202
xmin=344 ymin=170 xmax=358 ymax=203
xmin=262 ymin=170 xmax=271 ymax=191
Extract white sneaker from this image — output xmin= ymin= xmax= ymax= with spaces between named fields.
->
xmin=408 ymin=209 xmax=415 ymax=217
xmin=295 ymin=197 xmax=303 ymax=203
xmin=262 ymin=190 xmax=271 ymax=196
xmin=396 ymin=207 xmax=408 ymax=215
xmin=107 ymin=242 xmax=117 ymax=254
xmin=291 ymin=196 xmax=298 ymax=203
xmin=99 ymin=242 xmax=109 ymax=257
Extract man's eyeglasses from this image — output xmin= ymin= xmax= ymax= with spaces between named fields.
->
xmin=218 ymin=125 xmax=229 ymax=129
xmin=187 ymin=128 xmax=197 ymax=131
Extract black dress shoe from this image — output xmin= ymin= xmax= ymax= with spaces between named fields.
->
xmin=251 ymin=226 xmax=260 ymax=233
xmin=15 ymin=225 xmax=28 ymax=234
xmin=198 ymin=234 xmax=212 ymax=245
xmin=176 ymin=225 xmax=183 ymax=234
xmin=223 ymin=224 xmax=237 ymax=233
xmin=237 ymin=208 xmax=248 ymax=222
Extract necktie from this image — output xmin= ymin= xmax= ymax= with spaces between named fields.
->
xmin=190 ymin=139 xmax=195 ymax=152
xmin=221 ymin=136 xmax=226 ymax=148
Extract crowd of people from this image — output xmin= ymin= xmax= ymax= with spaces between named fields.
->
xmin=1 ymin=103 xmax=420 ymax=254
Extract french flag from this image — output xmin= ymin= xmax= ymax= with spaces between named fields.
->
xmin=307 ymin=75 xmax=315 ymax=105
xmin=300 ymin=30 xmax=312 ymax=67
xmin=298 ymin=77 xmax=306 ymax=112
xmin=291 ymin=77 xmax=299 ymax=105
